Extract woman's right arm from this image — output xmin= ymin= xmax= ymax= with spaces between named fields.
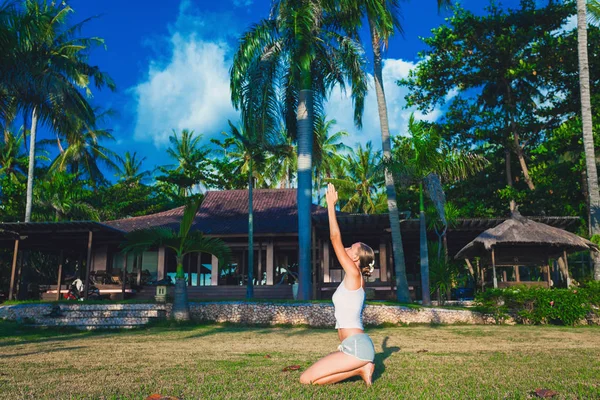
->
xmin=326 ymin=184 xmax=361 ymax=285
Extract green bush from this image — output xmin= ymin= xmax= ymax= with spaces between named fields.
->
xmin=475 ymin=285 xmax=597 ymax=326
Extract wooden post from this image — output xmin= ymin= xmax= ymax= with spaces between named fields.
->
xmin=465 ymin=259 xmax=475 ymax=277
xmin=546 ymin=258 xmax=552 ymax=287
xmin=157 ymin=246 xmax=166 ymax=281
xmin=257 ymin=242 xmax=263 ymax=285
xmin=211 ymin=255 xmax=219 ymax=286
xmin=122 ymin=253 xmax=128 ymax=297
xmin=187 ymin=254 xmax=192 ymax=286
xmin=197 ymin=252 xmax=202 ymax=287
xmin=8 ymin=239 xmax=19 ymax=301
xmin=563 ymin=250 xmax=571 ymax=287
xmin=491 ymin=248 xmax=498 ymax=289
xmin=136 ymin=254 xmax=142 ymax=286
xmin=84 ymin=231 xmax=93 ymax=300
xmin=379 ymin=241 xmax=388 ymax=282
xmin=56 ymin=250 xmax=64 ymax=301
xmin=502 ymin=270 xmax=507 ymax=283
xmin=514 ymin=265 xmax=520 ymax=282
xmin=266 ymin=241 xmax=274 ymax=285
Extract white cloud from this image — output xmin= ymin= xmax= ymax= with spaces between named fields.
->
xmin=233 ymin=0 xmax=253 ymax=7
xmin=324 ymin=58 xmax=441 ymax=149
xmin=132 ymin=1 xmax=240 ymax=147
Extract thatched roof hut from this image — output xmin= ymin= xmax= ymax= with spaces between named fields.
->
xmin=455 ymin=212 xmax=597 ymax=289
xmin=455 ymin=212 xmax=597 ymax=262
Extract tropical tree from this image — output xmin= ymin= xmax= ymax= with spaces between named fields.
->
xmin=230 ymin=0 xmax=368 ymax=299
xmin=327 ymin=141 xmax=385 ymax=214
xmin=115 ymin=151 xmax=151 ymax=185
xmin=392 ymin=115 xmax=488 ymax=305
xmin=122 ymin=198 xmax=231 ymax=321
xmin=3 ymin=1 xmax=115 ymax=221
xmin=34 ymin=171 xmax=99 ymax=222
xmin=578 ymin=0 xmax=600 ymax=281
xmin=313 ymin=116 xmax=351 ymax=204
xmin=264 ymin=127 xmax=297 ymax=189
xmin=0 ymin=129 xmax=28 ymax=183
xmin=156 ymin=129 xmax=212 ymax=198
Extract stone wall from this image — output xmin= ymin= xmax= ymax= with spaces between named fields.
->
xmin=0 ymin=302 xmax=496 ymax=326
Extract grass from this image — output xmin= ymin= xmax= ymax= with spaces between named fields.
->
xmin=1 ymin=322 xmax=599 ymax=399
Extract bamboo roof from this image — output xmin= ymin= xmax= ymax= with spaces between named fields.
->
xmin=455 ymin=212 xmax=597 ymax=260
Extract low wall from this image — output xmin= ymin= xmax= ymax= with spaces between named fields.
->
xmin=0 ymin=302 xmax=496 ymax=326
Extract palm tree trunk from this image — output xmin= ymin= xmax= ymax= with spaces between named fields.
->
xmin=577 ymin=0 xmax=600 ymax=280
xmin=369 ymin=18 xmax=411 ymax=302
xmin=505 ymin=147 xmax=517 ymax=212
xmin=24 ymin=107 xmax=38 ymax=222
xmin=297 ymin=86 xmax=313 ymax=300
xmin=247 ymin=158 xmax=254 ymax=298
xmin=419 ymin=183 xmax=431 ymax=305
xmin=173 ymin=257 xmax=190 ymax=321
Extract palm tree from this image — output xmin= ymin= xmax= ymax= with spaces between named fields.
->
xmin=122 ymin=198 xmax=231 ymax=321
xmin=0 ymin=129 xmax=28 ymax=184
xmin=393 ymin=115 xmax=488 ymax=305
xmin=3 ymin=1 xmax=115 ymax=222
xmin=327 ymin=141 xmax=385 ymax=214
xmin=339 ymin=0 xmax=452 ymax=302
xmin=115 ymin=152 xmax=151 ymax=184
xmin=231 ymin=0 xmax=368 ymax=299
xmin=263 ymin=127 xmax=297 ymax=189
xmin=35 ymin=171 xmax=99 ymax=222
xmin=313 ymin=116 xmax=351 ymax=204
xmin=578 ymin=0 xmax=600 ymax=281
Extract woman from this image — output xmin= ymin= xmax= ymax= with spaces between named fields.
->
xmin=299 ymin=183 xmax=376 ymax=386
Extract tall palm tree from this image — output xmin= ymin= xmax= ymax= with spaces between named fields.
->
xmin=35 ymin=171 xmax=99 ymax=222
xmin=231 ymin=0 xmax=368 ymax=299
xmin=0 ymin=129 xmax=28 ymax=184
xmin=340 ymin=0 xmax=452 ymax=302
xmin=313 ymin=116 xmax=351 ymax=204
xmin=3 ymin=1 xmax=115 ymax=222
xmin=327 ymin=141 xmax=385 ymax=214
xmin=115 ymin=151 xmax=151 ymax=184
xmin=264 ymin=127 xmax=297 ymax=189
xmin=122 ymin=198 xmax=231 ymax=321
xmin=393 ymin=115 xmax=487 ymax=305
xmin=578 ymin=0 xmax=600 ymax=281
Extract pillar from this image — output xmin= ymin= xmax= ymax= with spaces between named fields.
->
xmin=266 ymin=240 xmax=274 ymax=285
xmin=211 ymin=255 xmax=219 ymax=286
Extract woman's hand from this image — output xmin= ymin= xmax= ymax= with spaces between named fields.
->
xmin=326 ymin=183 xmax=338 ymax=208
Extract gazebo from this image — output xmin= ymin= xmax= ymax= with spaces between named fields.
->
xmin=455 ymin=212 xmax=598 ymax=289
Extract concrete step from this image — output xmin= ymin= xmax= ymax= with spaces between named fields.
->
xmin=48 ymin=309 xmax=165 ymax=318
xmin=27 ymin=323 xmax=148 ymax=330
xmin=33 ymin=316 xmax=156 ymax=326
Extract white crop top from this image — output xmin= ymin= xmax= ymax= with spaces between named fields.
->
xmin=332 ymin=278 xmax=365 ymax=330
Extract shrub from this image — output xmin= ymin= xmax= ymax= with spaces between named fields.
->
xmin=475 ymin=286 xmax=594 ymax=326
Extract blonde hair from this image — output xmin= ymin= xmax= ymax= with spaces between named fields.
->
xmin=356 ymin=242 xmax=375 ymax=277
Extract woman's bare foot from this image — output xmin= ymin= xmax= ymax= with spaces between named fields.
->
xmin=359 ymin=362 xmax=375 ymax=386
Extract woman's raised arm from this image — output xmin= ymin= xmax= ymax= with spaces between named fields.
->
xmin=326 ymin=184 xmax=361 ymax=286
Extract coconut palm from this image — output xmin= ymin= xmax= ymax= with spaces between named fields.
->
xmin=578 ymin=0 xmax=600 ymax=281
xmin=34 ymin=171 xmax=99 ymax=222
xmin=327 ymin=141 xmax=385 ymax=214
xmin=2 ymin=1 xmax=115 ymax=221
xmin=122 ymin=198 xmax=231 ymax=321
xmin=313 ymin=116 xmax=351 ymax=204
xmin=115 ymin=151 xmax=151 ymax=184
xmin=337 ymin=0 xmax=452 ymax=302
xmin=231 ymin=0 xmax=368 ymax=299
xmin=0 ymin=129 xmax=28 ymax=184
xmin=263 ymin=127 xmax=297 ymax=189
xmin=392 ymin=114 xmax=488 ymax=305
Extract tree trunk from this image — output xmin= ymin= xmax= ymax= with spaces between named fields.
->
xmin=369 ymin=17 xmax=411 ymax=302
xmin=419 ymin=183 xmax=431 ymax=305
xmin=505 ymin=84 xmax=535 ymax=191
xmin=25 ymin=107 xmax=38 ymax=222
xmin=297 ymin=86 xmax=313 ymax=300
xmin=577 ymin=0 xmax=600 ymax=280
xmin=505 ymin=147 xmax=517 ymax=212
xmin=247 ymin=158 xmax=254 ymax=298
xmin=172 ymin=257 xmax=190 ymax=321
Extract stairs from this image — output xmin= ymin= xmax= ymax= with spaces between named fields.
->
xmin=28 ymin=304 xmax=169 ymax=330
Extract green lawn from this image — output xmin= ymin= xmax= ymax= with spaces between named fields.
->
xmin=0 ymin=321 xmax=599 ymax=399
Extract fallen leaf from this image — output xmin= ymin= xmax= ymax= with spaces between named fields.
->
xmin=282 ymin=365 xmax=301 ymax=372
xmin=265 ymin=354 xmax=271 ymax=359
xmin=534 ymin=388 xmax=559 ymax=398
xmin=416 ymin=349 xmax=429 ymax=353
xmin=145 ymin=395 xmax=180 ymax=400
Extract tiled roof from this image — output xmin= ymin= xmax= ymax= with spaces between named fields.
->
xmin=105 ymin=189 xmax=327 ymax=235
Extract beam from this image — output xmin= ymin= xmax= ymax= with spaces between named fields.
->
xmin=122 ymin=253 xmax=128 ymax=297
xmin=379 ymin=241 xmax=388 ymax=282
xmin=187 ymin=254 xmax=192 ymax=286
xmin=491 ymin=248 xmax=498 ymax=289
xmin=197 ymin=252 xmax=202 ymax=287
xmin=211 ymin=255 xmax=219 ymax=286
xmin=84 ymin=231 xmax=93 ymax=300
xmin=56 ymin=250 xmax=64 ymax=301
xmin=266 ymin=240 xmax=274 ymax=285
xmin=514 ymin=265 xmax=520 ymax=282
xmin=136 ymin=254 xmax=142 ymax=286
xmin=8 ymin=239 xmax=19 ymax=301
xmin=258 ymin=242 xmax=263 ymax=286
xmin=323 ymin=241 xmax=330 ymax=283
xmin=157 ymin=246 xmax=166 ymax=281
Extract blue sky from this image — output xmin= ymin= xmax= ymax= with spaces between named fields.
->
xmin=52 ymin=0 xmax=559 ymax=175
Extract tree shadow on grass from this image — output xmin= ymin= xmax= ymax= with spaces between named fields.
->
xmin=0 ymin=346 xmax=86 ymax=359
xmin=182 ymin=323 xmax=322 ymax=339
xmin=0 ymin=320 xmax=117 ymax=347
xmin=373 ymin=336 xmax=400 ymax=383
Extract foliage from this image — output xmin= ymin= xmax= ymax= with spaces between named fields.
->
xmin=475 ymin=285 xmax=600 ymax=326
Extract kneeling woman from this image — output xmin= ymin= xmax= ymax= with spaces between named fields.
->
xmin=299 ymin=183 xmax=376 ymax=386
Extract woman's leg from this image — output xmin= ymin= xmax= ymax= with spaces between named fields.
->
xmin=299 ymin=351 xmax=374 ymax=385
